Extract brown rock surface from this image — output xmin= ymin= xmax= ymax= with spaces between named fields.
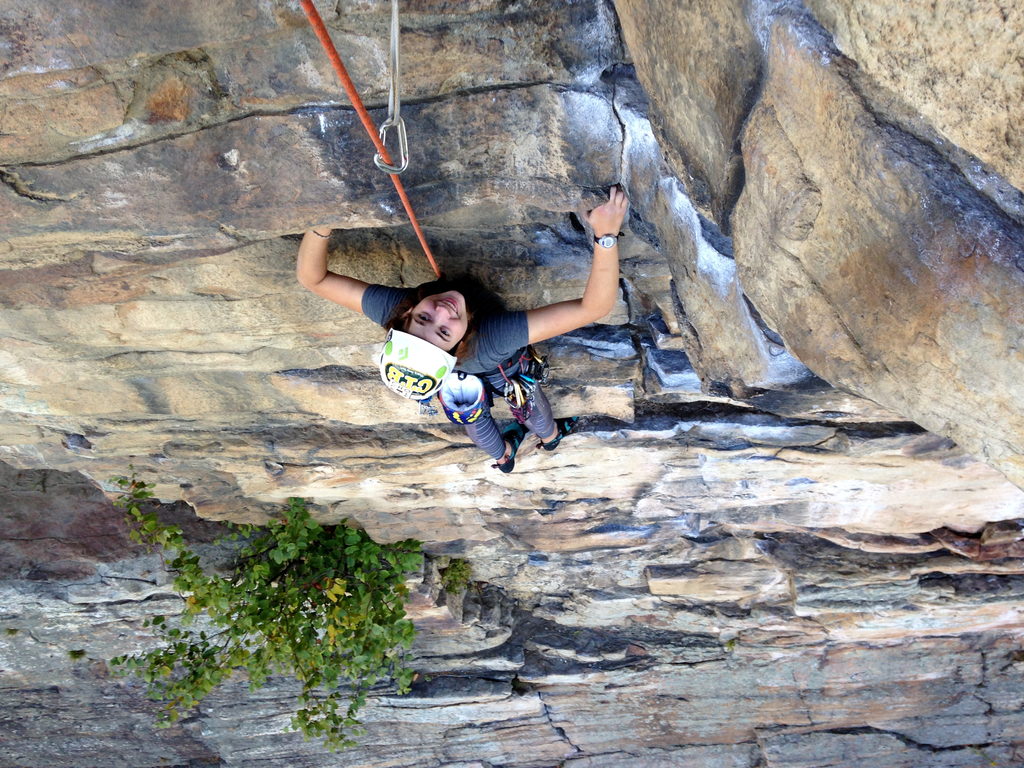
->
xmin=3 ymin=465 xmax=1024 ymax=767
xmin=613 ymin=1 xmax=1024 ymax=488
xmin=806 ymin=0 xmax=1024 ymax=191
xmin=2 ymin=0 xmax=1024 ymax=765
xmin=1 ymin=85 xmax=621 ymax=262
xmin=733 ymin=9 xmax=1024 ymax=488
xmin=615 ymin=74 xmax=813 ymax=395
xmin=614 ymin=0 xmax=760 ymax=220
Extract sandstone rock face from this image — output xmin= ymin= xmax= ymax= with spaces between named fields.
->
xmin=4 ymin=464 xmax=1024 ymax=767
xmin=806 ymin=0 xmax=1024 ymax=192
xmin=2 ymin=85 xmax=621 ymax=261
xmin=613 ymin=0 xmax=1024 ymax=488
xmin=733 ymin=6 xmax=1024 ymax=487
xmin=615 ymin=72 xmax=812 ymax=396
xmin=614 ymin=0 xmax=760 ymax=221
xmin=2 ymin=0 xmax=1024 ymax=765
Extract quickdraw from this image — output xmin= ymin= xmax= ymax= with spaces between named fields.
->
xmin=498 ymin=346 xmax=549 ymax=423
xmin=299 ymin=0 xmax=441 ymax=278
xmin=373 ymin=0 xmax=409 ymax=175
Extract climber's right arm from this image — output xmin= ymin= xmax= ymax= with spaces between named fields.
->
xmin=296 ymin=228 xmax=368 ymax=314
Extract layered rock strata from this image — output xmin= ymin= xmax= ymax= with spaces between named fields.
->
xmin=616 ymin=0 xmax=1024 ymax=488
xmin=2 ymin=0 xmax=1024 ymax=766
xmin=3 ymin=465 xmax=1024 ymax=767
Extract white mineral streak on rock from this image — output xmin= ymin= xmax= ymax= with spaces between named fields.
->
xmin=296 ymin=45 xmax=328 ymax=92
xmin=70 ymin=121 xmax=140 ymax=153
xmin=621 ymin=94 xmax=812 ymax=391
xmin=1 ymin=0 xmax=1024 ymax=765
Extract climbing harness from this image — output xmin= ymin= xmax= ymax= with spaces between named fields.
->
xmin=299 ymin=0 xmax=440 ymax=278
xmin=433 ymin=347 xmax=550 ymax=425
xmin=373 ymin=0 xmax=409 ymax=175
xmin=497 ymin=346 xmax=549 ymax=423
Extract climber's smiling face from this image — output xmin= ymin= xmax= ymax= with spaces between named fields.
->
xmin=405 ymin=291 xmax=468 ymax=352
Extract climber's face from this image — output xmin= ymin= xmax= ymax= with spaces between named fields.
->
xmin=405 ymin=291 xmax=468 ymax=352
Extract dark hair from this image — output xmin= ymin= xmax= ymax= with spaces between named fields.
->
xmin=383 ymin=274 xmax=504 ymax=359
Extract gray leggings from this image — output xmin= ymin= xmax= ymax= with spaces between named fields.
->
xmin=463 ymin=385 xmax=556 ymax=459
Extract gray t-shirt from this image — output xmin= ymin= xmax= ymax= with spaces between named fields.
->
xmin=361 ymin=284 xmax=529 ymax=375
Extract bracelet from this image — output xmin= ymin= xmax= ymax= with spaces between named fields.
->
xmin=310 ymin=229 xmax=331 ymax=239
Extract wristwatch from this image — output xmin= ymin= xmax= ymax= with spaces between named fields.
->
xmin=594 ymin=233 xmax=620 ymax=248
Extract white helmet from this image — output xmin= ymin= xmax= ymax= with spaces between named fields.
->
xmin=377 ymin=329 xmax=456 ymax=401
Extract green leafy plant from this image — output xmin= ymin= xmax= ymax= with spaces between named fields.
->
xmin=440 ymin=558 xmax=473 ymax=592
xmin=108 ymin=473 xmax=422 ymax=750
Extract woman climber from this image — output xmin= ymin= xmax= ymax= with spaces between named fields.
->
xmin=296 ymin=186 xmax=630 ymax=472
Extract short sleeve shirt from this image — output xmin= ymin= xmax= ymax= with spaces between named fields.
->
xmin=361 ymin=284 xmax=529 ymax=375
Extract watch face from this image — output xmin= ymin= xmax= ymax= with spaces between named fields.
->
xmin=597 ymin=234 xmax=617 ymax=248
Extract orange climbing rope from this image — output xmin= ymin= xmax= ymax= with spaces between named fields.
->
xmin=299 ymin=0 xmax=441 ymax=278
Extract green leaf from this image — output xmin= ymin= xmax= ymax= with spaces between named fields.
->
xmin=108 ymin=484 xmax=420 ymax=751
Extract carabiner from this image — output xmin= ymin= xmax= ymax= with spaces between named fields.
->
xmin=373 ymin=0 xmax=408 ymax=175
xmin=374 ymin=116 xmax=409 ymax=175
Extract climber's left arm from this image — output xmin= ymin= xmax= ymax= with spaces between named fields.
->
xmin=526 ymin=187 xmax=629 ymax=344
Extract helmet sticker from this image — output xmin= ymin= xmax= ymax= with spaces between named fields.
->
xmin=384 ymin=362 xmax=440 ymax=396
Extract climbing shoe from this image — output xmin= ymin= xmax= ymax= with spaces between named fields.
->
xmin=539 ymin=417 xmax=579 ymax=452
xmin=492 ymin=422 xmax=527 ymax=473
